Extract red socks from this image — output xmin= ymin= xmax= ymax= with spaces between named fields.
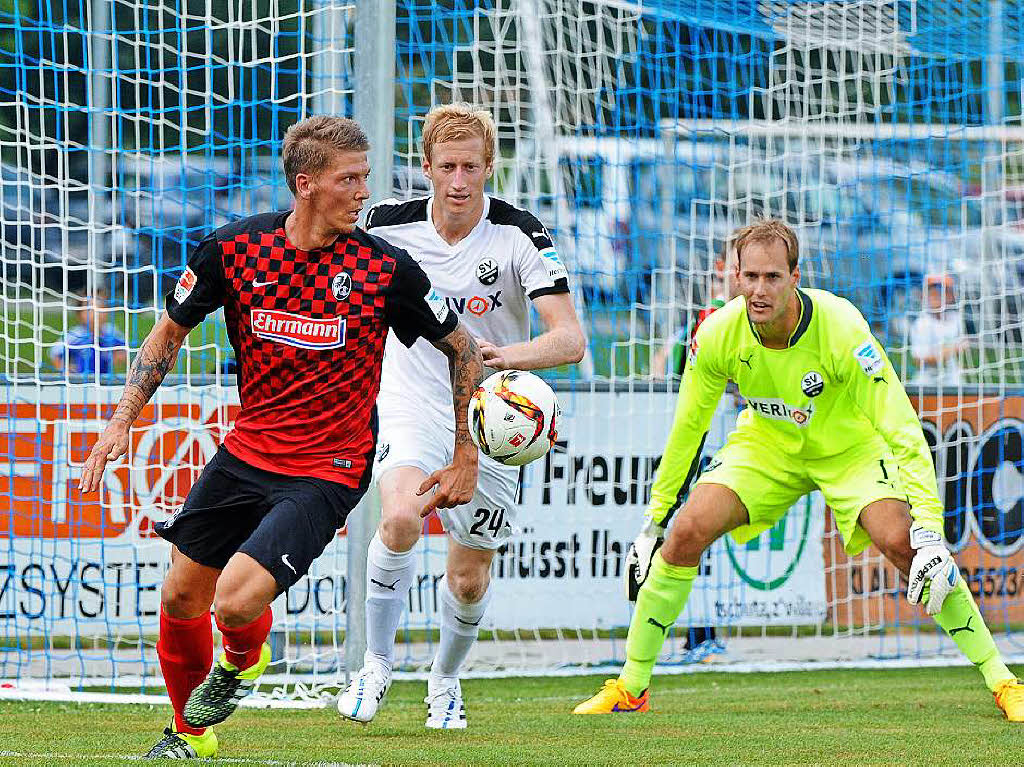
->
xmin=157 ymin=609 xmax=213 ymax=736
xmin=157 ymin=606 xmax=272 ymax=735
xmin=216 ymin=606 xmax=273 ymax=670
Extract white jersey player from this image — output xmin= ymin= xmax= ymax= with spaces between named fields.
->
xmin=338 ymin=104 xmax=585 ymax=728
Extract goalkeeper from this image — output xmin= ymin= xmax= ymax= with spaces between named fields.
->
xmin=574 ymin=219 xmax=1023 ymax=721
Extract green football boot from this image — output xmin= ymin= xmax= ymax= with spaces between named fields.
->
xmin=144 ymin=725 xmax=218 ymax=759
xmin=183 ymin=643 xmax=271 ymax=728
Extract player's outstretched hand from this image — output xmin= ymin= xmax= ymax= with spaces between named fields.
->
xmin=625 ymin=520 xmax=665 ymax=602
xmin=478 ymin=338 xmax=509 ymax=370
xmin=907 ymin=523 xmax=959 ymax=614
xmin=78 ymin=422 xmax=131 ymax=494
xmin=417 ymin=446 xmax=479 ymax=518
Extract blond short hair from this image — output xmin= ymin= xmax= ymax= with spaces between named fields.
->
xmin=421 ymin=104 xmax=496 ymax=166
xmin=733 ymin=218 xmax=800 ymax=272
xmin=282 ymin=115 xmax=369 ymax=193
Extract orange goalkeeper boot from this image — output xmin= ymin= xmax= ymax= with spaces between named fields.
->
xmin=572 ymin=679 xmax=649 ymax=714
xmin=994 ymin=678 xmax=1024 ymax=722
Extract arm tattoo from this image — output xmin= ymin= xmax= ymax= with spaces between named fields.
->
xmin=109 ymin=333 xmax=180 ymax=428
xmin=431 ymin=326 xmax=484 ymax=448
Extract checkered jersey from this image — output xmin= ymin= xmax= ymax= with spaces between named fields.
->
xmin=165 ymin=211 xmax=456 ymax=488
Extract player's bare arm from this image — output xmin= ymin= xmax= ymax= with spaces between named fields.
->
xmin=78 ymin=314 xmax=190 ymax=493
xmin=417 ymin=322 xmax=485 ymax=515
xmin=477 ymin=292 xmax=585 ymax=371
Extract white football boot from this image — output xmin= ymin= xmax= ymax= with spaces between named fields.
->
xmin=337 ymin=655 xmax=391 ymax=723
xmin=424 ymin=676 xmax=467 ymax=729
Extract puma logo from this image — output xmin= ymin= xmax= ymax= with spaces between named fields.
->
xmin=949 ymin=616 xmax=974 ymax=636
xmin=739 ymin=354 xmax=753 ymax=370
xmin=873 ymin=375 xmax=887 ymax=384
xmin=370 ymin=578 xmax=400 ymax=591
xmin=647 ymin=616 xmax=671 ymax=635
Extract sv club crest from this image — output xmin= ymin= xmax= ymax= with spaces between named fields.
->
xmin=476 ymin=257 xmax=499 ymax=286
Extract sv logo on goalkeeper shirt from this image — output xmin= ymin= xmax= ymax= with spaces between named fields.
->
xmin=800 ymin=371 xmax=824 ymax=397
xmin=745 ymin=397 xmax=815 ymax=427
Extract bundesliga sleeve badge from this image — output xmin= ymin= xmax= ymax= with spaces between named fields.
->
xmin=426 ymin=288 xmax=450 ymax=323
xmin=853 ymin=340 xmax=884 ymax=376
xmin=173 ymin=267 xmax=197 ymax=304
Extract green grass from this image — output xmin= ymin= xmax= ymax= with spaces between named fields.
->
xmin=2 ymin=307 xmax=231 ymax=376
xmin=0 ymin=668 xmax=1016 ymax=765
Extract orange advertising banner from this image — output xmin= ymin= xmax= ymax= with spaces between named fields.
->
xmin=1 ymin=394 xmax=230 ymax=539
xmin=826 ymin=392 xmax=1024 ymax=626
xmin=0 ymin=385 xmax=449 ymax=540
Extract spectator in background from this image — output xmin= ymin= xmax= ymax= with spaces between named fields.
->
xmin=910 ymin=274 xmax=964 ymax=387
xmin=51 ymin=291 xmax=126 ymax=375
xmin=650 ymin=242 xmax=738 ymax=379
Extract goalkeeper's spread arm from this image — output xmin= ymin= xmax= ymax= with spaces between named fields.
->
xmin=646 ymin=328 xmax=728 ymax=529
xmin=627 ymin=326 xmax=726 ymax=599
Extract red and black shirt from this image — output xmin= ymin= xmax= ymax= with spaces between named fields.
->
xmin=165 ymin=211 xmax=457 ymax=488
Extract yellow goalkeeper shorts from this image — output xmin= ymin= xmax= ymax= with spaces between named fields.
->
xmin=694 ymin=426 xmax=910 ymax=555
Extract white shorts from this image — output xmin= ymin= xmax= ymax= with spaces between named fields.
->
xmin=374 ymin=406 xmax=520 ymax=550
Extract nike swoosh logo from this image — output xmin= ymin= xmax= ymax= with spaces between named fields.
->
xmin=454 ymin=615 xmax=481 ymax=627
xmin=253 ymin=279 xmax=276 ymax=288
xmin=281 ymin=554 xmax=297 ymax=574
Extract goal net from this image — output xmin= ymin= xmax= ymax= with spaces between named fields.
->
xmin=2 ymin=0 xmax=1023 ymax=704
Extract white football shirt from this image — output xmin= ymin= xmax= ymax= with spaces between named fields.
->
xmin=366 ymin=194 xmax=570 ymax=425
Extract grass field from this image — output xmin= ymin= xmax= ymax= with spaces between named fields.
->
xmin=0 ymin=667 xmax=1016 ymax=765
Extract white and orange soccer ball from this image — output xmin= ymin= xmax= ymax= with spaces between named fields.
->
xmin=468 ymin=370 xmax=560 ymax=466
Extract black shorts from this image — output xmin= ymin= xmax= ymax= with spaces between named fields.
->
xmin=154 ymin=445 xmax=363 ymax=591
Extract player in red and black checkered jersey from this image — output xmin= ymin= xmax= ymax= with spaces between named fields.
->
xmin=78 ymin=116 xmax=484 ymax=760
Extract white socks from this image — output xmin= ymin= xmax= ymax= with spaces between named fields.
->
xmin=365 ymin=533 xmax=492 ymax=681
xmin=365 ymin=531 xmax=416 ymax=671
xmin=430 ymin=574 xmax=491 ymax=679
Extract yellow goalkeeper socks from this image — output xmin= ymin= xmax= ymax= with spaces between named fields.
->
xmin=933 ymin=580 xmax=1015 ymax=691
xmin=620 ymin=552 xmax=698 ymax=698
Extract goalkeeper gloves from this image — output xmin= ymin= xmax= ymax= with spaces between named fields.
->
xmin=625 ymin=520 xmax=664 ymax=602
xmin=906 ymin=523 xmax=959 ymax=615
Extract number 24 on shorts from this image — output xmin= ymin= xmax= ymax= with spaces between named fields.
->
xmin=469 ymin=507 xmax=510 ymax=536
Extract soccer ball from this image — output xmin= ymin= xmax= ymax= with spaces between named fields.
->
xmin=468 ymin=370 xmax=560 ymax=466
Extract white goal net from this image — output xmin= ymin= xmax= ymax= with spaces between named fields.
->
xmin=2 ymin=0 xmax=1023 ymax=704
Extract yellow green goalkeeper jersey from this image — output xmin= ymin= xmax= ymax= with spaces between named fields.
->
xmin=647 ymin=288 xmax=943 ymax=529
